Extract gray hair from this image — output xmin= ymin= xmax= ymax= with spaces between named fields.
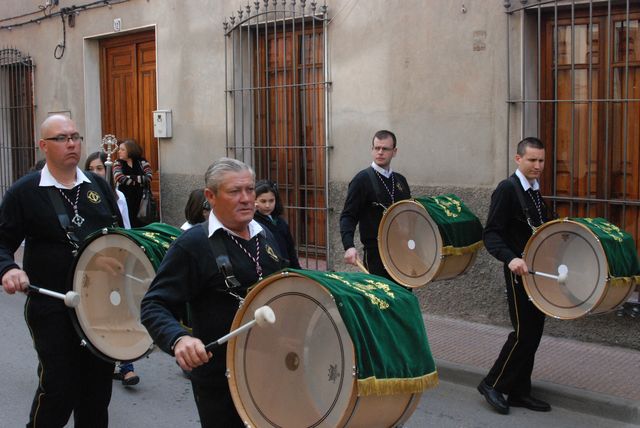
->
xmin=204 ymin=157 xmax=255 ymax=194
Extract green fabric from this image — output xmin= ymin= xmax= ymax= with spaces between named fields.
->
xmin=415 ymin=194 xmax=483 ymax=248
xmin=115 ymin=223 xmax=181 ymax=269
xmin=570 ymin=218 xmax=640 ymax=278
xmin=287 ymin=269 xmax=437 ymax=393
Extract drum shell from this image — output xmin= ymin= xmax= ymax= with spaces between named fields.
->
xmin=226 ymin=272 xmax=421 ymax=428
xmin=68 ymin=228 xmax=157 ymax=363
xmin=523 ymin=219 xmax=635 ymax=319
xmin=378 ymin=199 xmax=478 ymax=288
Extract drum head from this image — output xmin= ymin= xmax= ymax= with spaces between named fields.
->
xmin=227 ymin=275 xmax=357 ymax=428
xmin=71 ymin=232 xmax=154 ymax=362
xmin=378 ymin=200 xmax=443 ymax=287
xmin=523 ymin=220 xmax=609 ymax=319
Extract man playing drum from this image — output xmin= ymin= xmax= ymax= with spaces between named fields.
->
xmin=141 ymin=158 xmax=287 ymax=428
xmin=478 ymin=137 xmax=552 ymax=415
xmin=340 ymin=130 xmax=411 ymax=279
xmin=0 ymin=114 xmax=122 ymax=427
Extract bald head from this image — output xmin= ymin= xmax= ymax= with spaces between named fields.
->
xmin=40 ymin=114 xmax=75 ymax=138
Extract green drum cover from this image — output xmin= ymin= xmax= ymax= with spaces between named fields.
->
xmin=415 ymin=194 xmax=483 ymax=249
xmin=287 ymin=269 xmax=438 ymax=396
xmin=571 ymin=218 xmax=640 ymax=278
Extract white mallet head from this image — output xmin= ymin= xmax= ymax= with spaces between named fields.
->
xmin=557 ymin=264 xmax=568 ymax=284
xmin=64 ymin=291 xmax=81 ymax=308
xmin=254 ymin=305 xmax=276 ymax=327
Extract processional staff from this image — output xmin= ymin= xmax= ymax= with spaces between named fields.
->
xmin=101 ymin=134 xmax=119 ymax=187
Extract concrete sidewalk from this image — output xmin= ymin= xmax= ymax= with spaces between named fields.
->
xmin=424 ymin=313 xmax=640 ymax=424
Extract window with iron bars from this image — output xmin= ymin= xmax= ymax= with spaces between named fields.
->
xmin=223 ymin=2 xmax=330 ymax=269
xmin=505 ymin=1 xmax=640 ymax=253
xmin=0 ymin=47 xmax=35 ymax=199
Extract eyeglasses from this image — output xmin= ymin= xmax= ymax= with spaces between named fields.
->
xmin=44 ymin=134 xmax=83 ymax=143
xmin=372 ymin=146 xmax=393 ymax=152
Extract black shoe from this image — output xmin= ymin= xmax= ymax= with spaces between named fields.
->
xmin=477 ymin=380 xmax=509 ymax=414
xmin=122 ymin=371 xmax=140 ymax=386
xmin=508 ymin=395 xmax=551 ymax=412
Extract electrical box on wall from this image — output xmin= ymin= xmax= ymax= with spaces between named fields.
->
xmin=153 ymin=110 xmax=172 ymax=138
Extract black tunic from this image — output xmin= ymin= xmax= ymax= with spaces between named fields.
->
xmin=254 ymin=211 xmax=301 ymax=269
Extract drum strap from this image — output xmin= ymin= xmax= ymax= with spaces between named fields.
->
xmin=46 ymin=187 xmax=81 ymax=254
xmin=509 ymin=175 xmax=546 ymax=232
xmin=366 ymin=167 xmax=388 ymax=210
xmin=202 ymin=223 xmax=243 ymax=291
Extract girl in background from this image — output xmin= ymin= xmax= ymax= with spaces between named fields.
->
xmin=181 ymin=188 xmax=210 ymax=231
xmin=253 ymin=180 xmax=301 ymax=269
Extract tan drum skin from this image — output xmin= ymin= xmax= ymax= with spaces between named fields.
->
xmin=523 ymin=219 xmax=635 ymax=319
xmin=71 ymin=232 xmax=155 ymax=363
xmin=378 ymin=200 xmax=478 ymax=288
xmin=227 ymin=272 xmax=421 ymax=428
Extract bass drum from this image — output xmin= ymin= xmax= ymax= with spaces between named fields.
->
xmin=378 ymin=195 xmax=483 ymax=288
xmin=69 ymin=223 xmax=180 ymax=362
xmin=523 ymin=218 xmax=638 ymax=319
xmin=227 ymin=270 xmax=437 ymax=428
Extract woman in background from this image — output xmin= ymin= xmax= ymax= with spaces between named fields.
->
xmin=113 ymin=140 xmax=153 ymax=228
xmin=253 ymin=180 xmax=301 ymax=269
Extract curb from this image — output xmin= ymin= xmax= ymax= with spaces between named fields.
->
xmin=435 ymin=359 xmax=640 ymax=425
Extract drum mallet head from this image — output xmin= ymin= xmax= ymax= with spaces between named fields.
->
xmin=28 ymin=285 xmax=80 ymax=308
xmin=254 ymin=305 xmax=276 ymax=327
xmin=205 ymin=305 xmax=276 ymax=352
xmin=557 ymin=264 xmax=568 ymax=284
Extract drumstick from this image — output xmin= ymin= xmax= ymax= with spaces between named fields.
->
xmin=355 ymin=259 xmax=369 ymax=274
xmin=204 ymin=305 xmax=276 ymax=352
xmin=529 ymin=264 xmax=568 ymax=284
xmin=27 ymin=285 xmax=80 ymax=308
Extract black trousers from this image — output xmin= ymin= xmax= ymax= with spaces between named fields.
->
xmin=363 ymin=246 xmax=393 ymax=281
xmin=191 ymin=377 xmax=244 ymax=428
xmin=25 ymin=299 xmax=114 ymax=428
xmin=483 ymin=267 xmax=546 ymax=397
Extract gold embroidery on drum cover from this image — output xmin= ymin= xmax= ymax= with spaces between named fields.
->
xmin=434 ymin=195 xmax=462 ymax=218
xmin=583 ymin=218 xmax=624 ymax=243
xmin=86 ymin=190 xmax=101 ymax=204
xmin=142 ymin=231 xmax=171 ymax=249
xmin=326 ymin=273 xmax=393 ymax=310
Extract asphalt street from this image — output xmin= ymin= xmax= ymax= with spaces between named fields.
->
xmin=1 ymin=291 xmax=636 ymax=427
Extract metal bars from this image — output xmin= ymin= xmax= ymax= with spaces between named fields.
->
xmin=504 ymin=1 xmax=640 ymax=252
xmin=223 ymin=1 xmax=330 ymax=269
xmin=0 ymin=47 xmax=35 ymax=200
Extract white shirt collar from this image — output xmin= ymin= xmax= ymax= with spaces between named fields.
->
xmin=207 ymin=210 xmax=263 ymax=239
xmin=515 ymin=169 xmax=540 ymax=191
xmin=39 ymin=165 xmax=91 ymax=189
xmin=371 ymin=162 xmax=393 ymax=178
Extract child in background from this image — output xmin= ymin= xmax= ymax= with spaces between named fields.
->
xmin=181 ymin=188 xmax=210 ymax=230
xmin=253 ymin=180 xmax=301 ymax=269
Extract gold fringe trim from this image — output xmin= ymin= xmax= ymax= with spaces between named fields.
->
xmin=357 ymin=371 xmax=439 ymax=397
xmin=442 ymin=240 xmax=484 ymax=256
xmin=609 ymin=275 xmax=640 ymax=288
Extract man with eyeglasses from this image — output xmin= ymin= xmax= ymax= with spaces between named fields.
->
xmin=0 ymin=114 xmax=122 ymax=427
xmin=340 ymin=130 xmax=411 ymax=279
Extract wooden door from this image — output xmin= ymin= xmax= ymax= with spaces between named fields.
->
xmin=100 ymin=31 xmax=158 ymax=197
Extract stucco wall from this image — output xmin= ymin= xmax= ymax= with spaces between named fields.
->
xmin=2 ymin=0 xmax=638 ymax=349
